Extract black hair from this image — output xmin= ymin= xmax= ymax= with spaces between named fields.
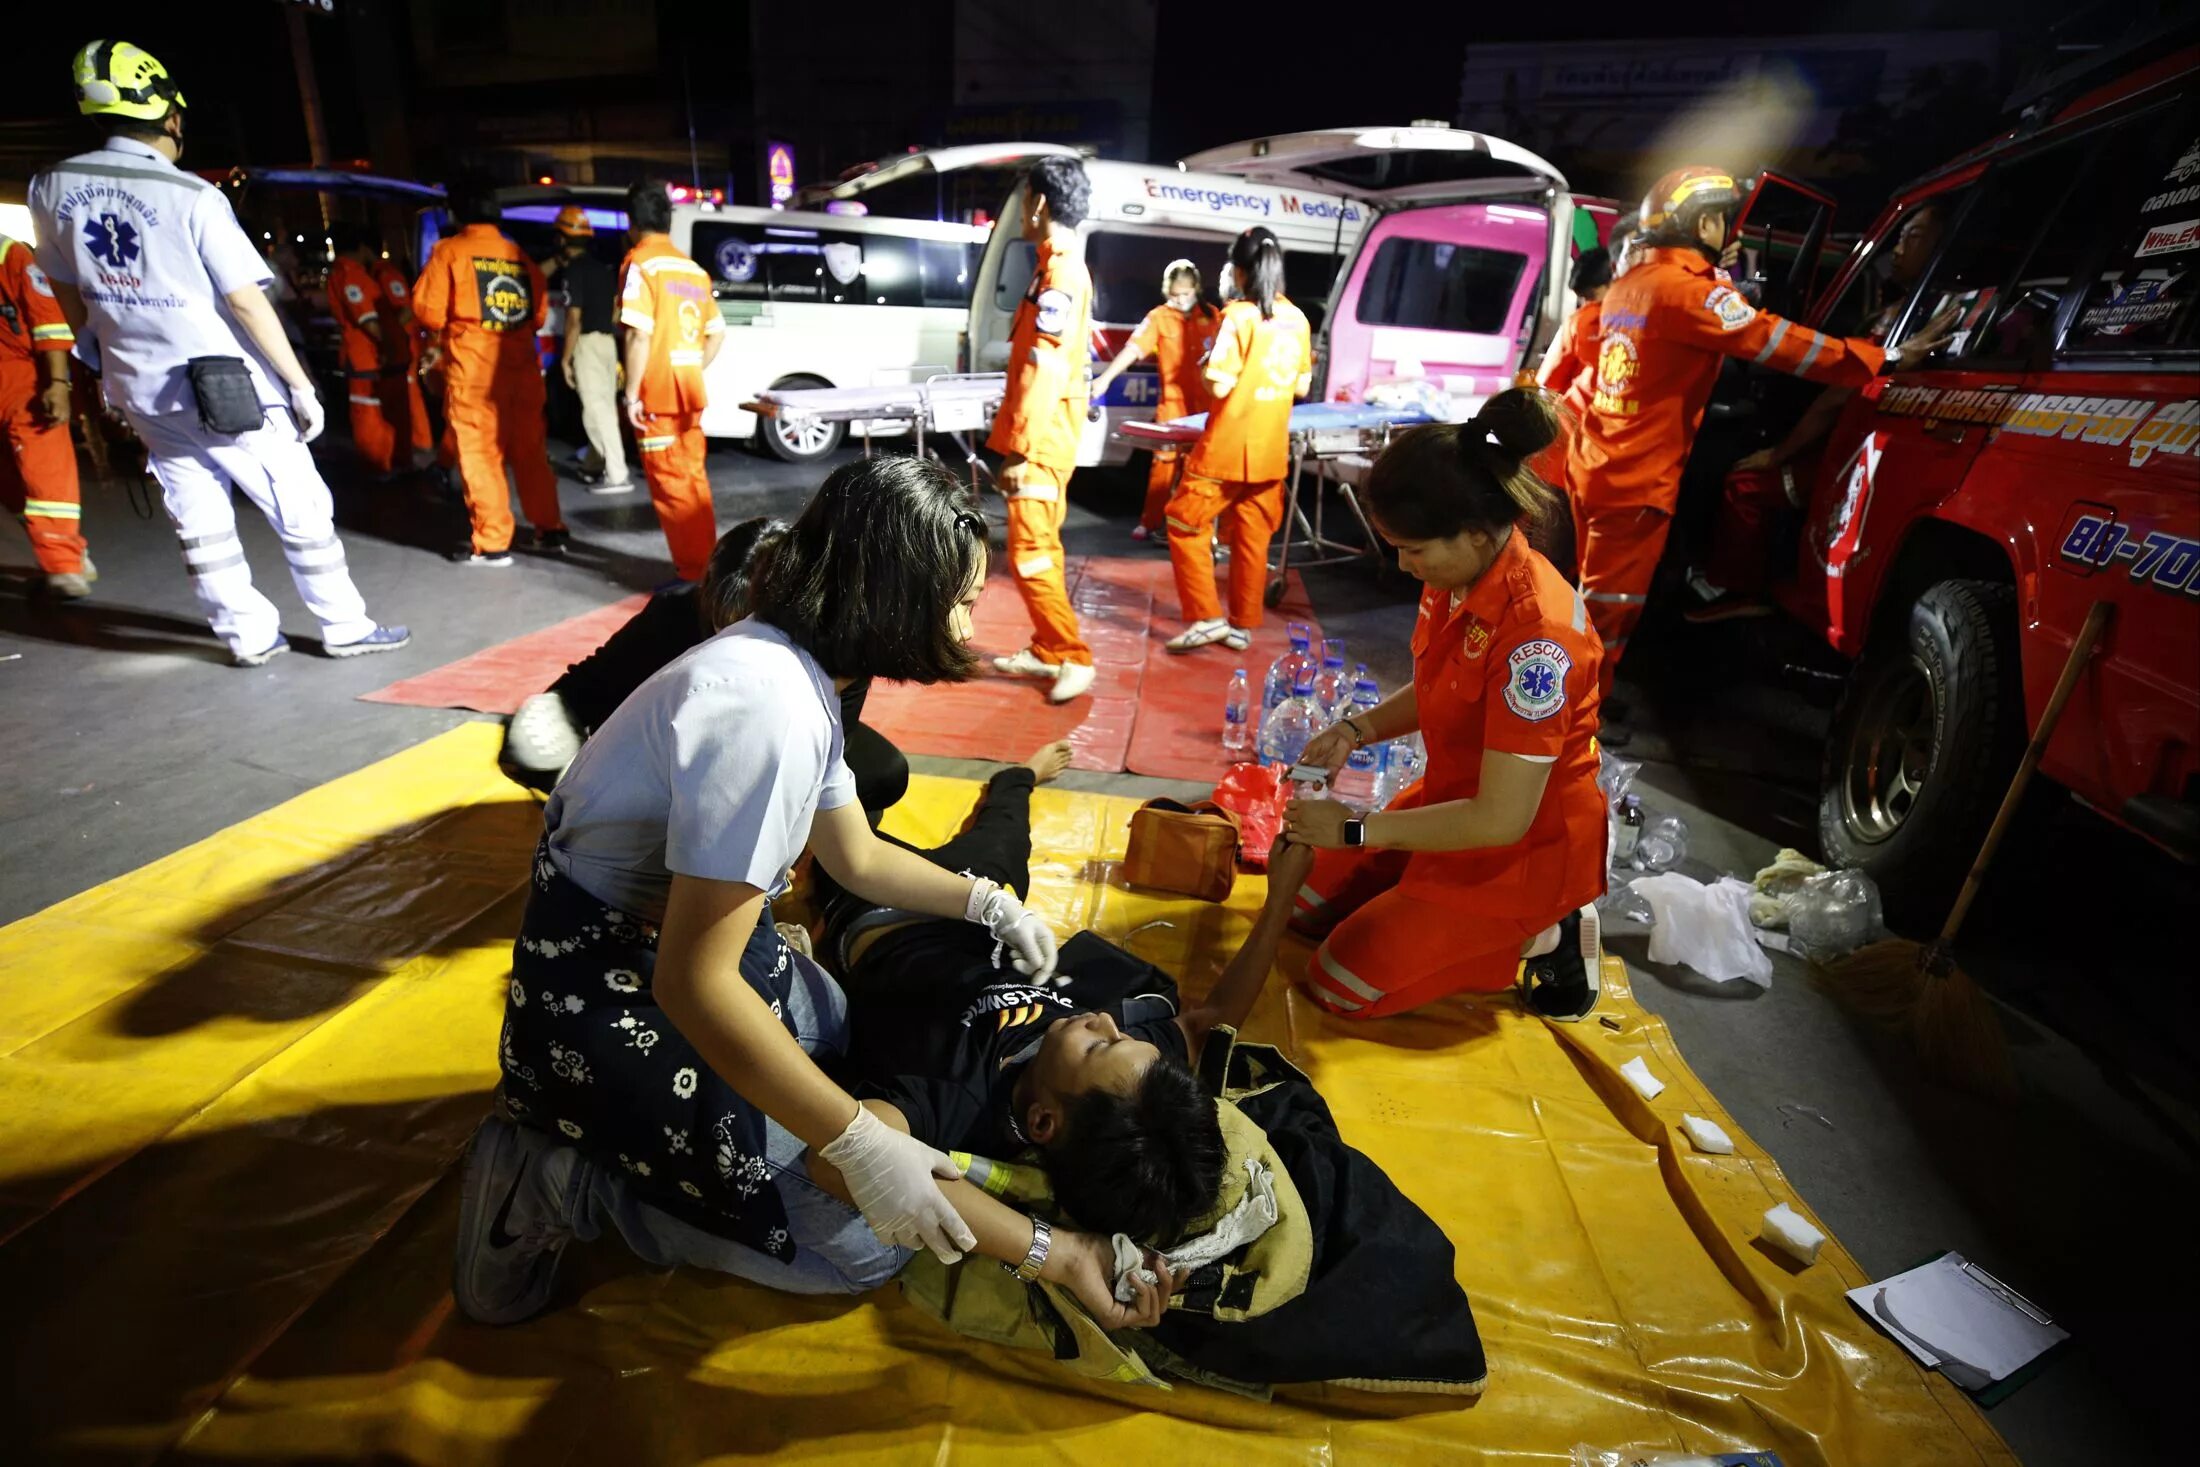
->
xmin=748 ymin=455 xmax=987 ymax=684
xmin=1045 ymin=1057 xmax=1226 ymax=1247
xmin=1366 ymin=387 xmax=1563 ymax=542
xmin=451 ymin=175 xmax=500 ymax=227
xmin=1025 ymin=156 xmax=1090 ymax=229
xmin=627 ymin=181 xmax=673 ymax=235
xmin=1569 ymin=246 xmax=1612 ymax=298
xmin=697 ymin=516 xmax=788 ymax=633
xmin=1231 ymin=226 xmax=1285 ymax=319
xmin=329 ymin=222 xmax=368 ymax=257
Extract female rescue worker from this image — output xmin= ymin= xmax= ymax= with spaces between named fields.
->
xmin=1088 ymin=258 xmax=1223 ymax=541
xmin=1283 ymin=388 xmax=1610 ymax=1023
xmin=1163 ymin=227 xmax=1312 ymax=653
xmin=452 ymin=456 xmax=1073 ymax=1326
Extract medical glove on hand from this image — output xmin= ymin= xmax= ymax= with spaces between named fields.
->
xmin=819 ymin=1105 xmax=975 ymax=1263
xmin=967 ymin=877 xmax=1062 ymax=984
xmin=289 ymin=383 xmax=325 ymax=443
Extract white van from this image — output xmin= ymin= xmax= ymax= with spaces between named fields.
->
xmin=668 ymin=204 xmax=990 ymax=461
xmin=966 ymin=160 xmax=1371 ymax=465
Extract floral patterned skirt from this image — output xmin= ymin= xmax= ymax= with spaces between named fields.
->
xmin=500 ymin=840 xmax=814 ymax=1263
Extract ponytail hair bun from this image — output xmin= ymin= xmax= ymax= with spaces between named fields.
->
xmin=1367 ymin=387 xmax=1563 ymax=543
xmin=1468 ymin=387 xmax=1562 ymax=468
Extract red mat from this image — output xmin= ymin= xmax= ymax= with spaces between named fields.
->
xmin=358 ymin=594 xmax=651 ymax=715
xmin=863 ymin=554 xmax=1324 ymax=779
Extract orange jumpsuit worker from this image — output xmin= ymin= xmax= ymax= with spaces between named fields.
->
xmin=1531 ymin=244 xmax=1612 ymax=578
xmin=987 ymin=155 xmax=1097 ymax=705
xmin=1162 ymin=227 xmax=1312 ymax=653
xmin=0 ymin=230 xmax=89 ymax=597
xmin=1088 ymin=258 xmax=1222 ymax=540
xmin=371 ymin=245 xmax=436 ymax=464
xmin=1567 ymin=167 xmax=1918 ymax=707
xmin=325 ymin=225 xmax=406 ymax=476
xmin=413 ymin=182 xmax=567 ymax=565
xmin=617 ymin=181 xmax=723 ymax=581
xmin=1284 ymin=389 xmax=1609 ymax=1022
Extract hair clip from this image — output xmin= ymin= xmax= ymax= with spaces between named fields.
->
xmin=952 ymin=510 xmax=988 ymax=538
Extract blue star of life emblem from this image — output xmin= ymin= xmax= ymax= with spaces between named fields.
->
xmin=85 ymin=213 xmax=141 ymax=269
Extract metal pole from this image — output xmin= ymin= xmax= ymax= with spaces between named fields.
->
xmin=681 ymin=50 xmax=702 ymax=193
xmin=286 ymin=6 xmax=335 ymax=229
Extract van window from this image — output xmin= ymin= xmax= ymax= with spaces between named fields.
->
xmin=920 ymin=239 xmax=975 ymax=308
xmin=1354 ymin=237 xmax=1526 ymax=335
xmin=861 ymin=234 xmax=925 ymax=308
xmin=692 ymin=221 xmax=951 ymax=308
xmin=1285 ymin=249 xmax=1342 ymax=337
xmin=1086 ymin=229 xmax=1223 ymax=324
xmin=1897 ymin=136 xmax=2092 ymax=363
xmin=2062 ymin=119 xmax=2200 ymax=357
xmin=995 ymin=238 xmax=1036 ymax=312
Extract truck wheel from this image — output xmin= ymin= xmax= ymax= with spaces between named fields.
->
xmin=758 ymin=376 xmax=845 ymax=463
xmin=1817 ymin=579 xmax=2021 ymax=927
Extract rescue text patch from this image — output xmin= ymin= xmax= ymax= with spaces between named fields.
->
xmin=1704 ymin=285 xmax=1755 ymax=332
xmin=1503 ymin=640 xmax=1571 ymax=722
xmin=1033 ymin=288 xmax=1072 ymax=337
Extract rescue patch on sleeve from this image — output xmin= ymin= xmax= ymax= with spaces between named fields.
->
xmin=1034 ymin=288 xmax=1072 ymax=337
xmin=1503 ymin=640 xmax=1571 ymax=721
xmin=343 ymin=284 xmax=365 ymax=303
xmin=26 ymin=263 xmax=54 ymax=296
xmin=1704 ymin=285 xmax=1756 ymax=332
xmin=385 ymin=279 xmax=408 ymax=300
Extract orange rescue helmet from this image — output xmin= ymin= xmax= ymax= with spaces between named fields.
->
xmin=1640 ymin=166 xmax=1741 ymax=241
xmin=554 ymin=205 xmax=594 ymax=239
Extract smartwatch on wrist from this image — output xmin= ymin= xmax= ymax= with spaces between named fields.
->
xmin=1343 ymin=817 xmax=1367 ymax=848
xmin=1007 ymin=1217 xmax=1052 ymax=1282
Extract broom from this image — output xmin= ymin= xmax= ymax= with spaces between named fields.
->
xmin=1815 ymin=599 xmax=2115 ymax=1101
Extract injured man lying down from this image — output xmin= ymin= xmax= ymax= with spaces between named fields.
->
xmin=808 ymin=763 xmax=1488 ymax=1397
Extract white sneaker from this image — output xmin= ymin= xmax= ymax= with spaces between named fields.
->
xmin=505 ymin=692 xmax=583 ymax=774
xmin=992 ymin=648 xmax=1059 ymax=679
xmin=1165 ymin=618 xmax=1232 ymax=653
xmin=1048 ymin=662 xmax=1096 ymax=704
xmin=1223 ymin=625 xmax=1253 ymax=652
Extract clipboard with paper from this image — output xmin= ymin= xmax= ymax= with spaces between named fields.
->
xmin=1846 ymin=1252 xmax=2068 ymax=1402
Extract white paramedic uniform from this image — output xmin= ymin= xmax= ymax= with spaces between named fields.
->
xmin=28 ymin=136 xmax=378 ymax=658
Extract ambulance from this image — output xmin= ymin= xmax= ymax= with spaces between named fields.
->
xmin=1735 ymin=41 xmax=2199 ymax=910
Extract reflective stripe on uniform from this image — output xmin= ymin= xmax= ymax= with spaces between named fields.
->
xmin=1571 ymin=589 xmax=1588 ymax=632
xmin=1584 ymin=590 xmax=1646 ymax=604
xmin=1014 ymin=552 xmax=1055 ymax=579
xmin=49 ymin=159 xmax=207 ymax=190
xmin=668 ymin=349 xmax=703 ymax=366
xmin=1316 ymin=945 xmax=1387 ymax=1004
xmin=31 ymin=324 xmax=73 ymax=342
xmin=1750 ymin=318 xmax=1792 ymax=365
xmin=187 ymin=553 xmax=248 ymax=577
xmin=22 ymin=499 xmax=80 ymax=519
xmin=1007 ymin=483 xmax=1059 ymax=503
xmin=1165 ymin=515 xmax=1199 ymax=534
xmin=637 ymin=435 xmax=676 ymax=452
xmin=280 ymin=532 xmax=348 ymax=576
xmin=347 ymin=394 xmax=380 ymax=407
xmin=1294 ymin=884 xmax=1329 ymax=913
xmin=1794 ymin=329 xmax=1826 ymax=373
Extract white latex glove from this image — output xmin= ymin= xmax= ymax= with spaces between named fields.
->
xmin=289 ymin=382 xmax=325 ymax=443
xmin=968 ymin=877 xmax=1062 ymax=984
xmin=819 ymin=1105 xmax=975 ymax=1263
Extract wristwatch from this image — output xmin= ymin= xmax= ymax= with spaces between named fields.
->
xmin=1008 ymin=1217 xmax=1052 ymax=1282
xmin=1343 ymin=817 xmax=1367 ymax=849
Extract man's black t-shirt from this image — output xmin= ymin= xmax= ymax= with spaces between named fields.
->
xmin=564 ymin=252 xmax=616 ymax=336
xmin=838 ymin=927 xmax=1188 ymax=1156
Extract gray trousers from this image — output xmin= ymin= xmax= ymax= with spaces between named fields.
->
xmin=569 ymin=332 xmax=628 ymax=483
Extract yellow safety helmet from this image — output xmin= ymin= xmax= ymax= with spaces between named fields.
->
xmin=73 ymin=40 xmax=186 ymax=121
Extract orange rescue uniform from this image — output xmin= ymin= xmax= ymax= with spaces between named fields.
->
xmin=987 ymin=237 xmax=1094 ymax=667
xmin=412 ymin=223 xmax=564 ymax=555
xmin=619 ymin=235 xmax=723 ymax=581
xmin=1297 ymin=531 xmax=1606 ymax=1017
xmin=1168 ymin=296 xmax=1311 ymax=630
xmin=372 ymin=258 xmax=436 ymax=459
xmin=1567 ymin=247 xmax=1882 ymax=689
xmin=0 ymin=234 xmax=85 ymax=576
xmin=326 ymin=257 xmax=404 ymax=474
xmin=1130 ymin=300 xmax=1221 ymax=530
xmin=1533 ymin=298 xmax=1601 ymax=569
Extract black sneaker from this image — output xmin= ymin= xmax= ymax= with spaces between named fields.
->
xmin=1523 ymin=905 xmax=1603 ymax=1022
xmin=451 ymin=1114 xmax=579 ymax=1325
xmin=1684 ymin=593 xmax=1774 ymax=625
xmin=533 ymin=528 xmax=571 ymax=555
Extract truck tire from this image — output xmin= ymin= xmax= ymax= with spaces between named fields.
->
xmin=1817 ymin=579 xmax=2021 ymax=927
xmin=757 ymin=376 xmax=845 ymax=463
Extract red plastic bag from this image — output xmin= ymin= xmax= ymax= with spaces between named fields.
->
xmin=1212 ymin=763 xmax=1290 ymax=869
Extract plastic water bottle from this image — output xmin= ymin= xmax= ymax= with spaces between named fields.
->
xmin=1312 ymin=639 xmax=1351 ymax=718
xmin=1259 ymin=674 xmax=1320 ymax=768
xmin=1222 ymin=668 xmax=1251 ymax=754
xmin=1373 ymin=732 xmax=1426 ymax=809
xmin=1263 ymin=623 xmax=1316 ymax=715
xmin=1331 ymin=675 xmax=1384 ymax=806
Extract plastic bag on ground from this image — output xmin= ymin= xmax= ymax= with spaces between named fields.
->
xmin=1634 ymin=814 xmax=1689 ymax=873
xmin=1748 ymin=848 xmax=1826 ymax=928
xmin=1211 ymin=763 xmax=1289 ymax=869
xmin=1630 ymin=873 xmax=1774 ymax=988
xmin=1784 ymin=868 xmax=1885 ymax=961
xmin=1599 ymin=747 xmax=1642 ymax=816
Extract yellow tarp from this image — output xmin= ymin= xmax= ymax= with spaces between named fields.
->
xmin=0 ymin=723 xmax=2014 ymax=1466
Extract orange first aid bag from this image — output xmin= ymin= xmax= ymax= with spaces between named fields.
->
xmin=1123 ymin=799 xmax=1241 ymax=903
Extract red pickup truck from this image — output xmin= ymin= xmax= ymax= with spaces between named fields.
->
xmin=1741 ymin=43 xmax=2198 ymax=913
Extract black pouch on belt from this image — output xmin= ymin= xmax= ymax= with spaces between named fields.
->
xmin=186 ymin=356 xmax=265 ymax=435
